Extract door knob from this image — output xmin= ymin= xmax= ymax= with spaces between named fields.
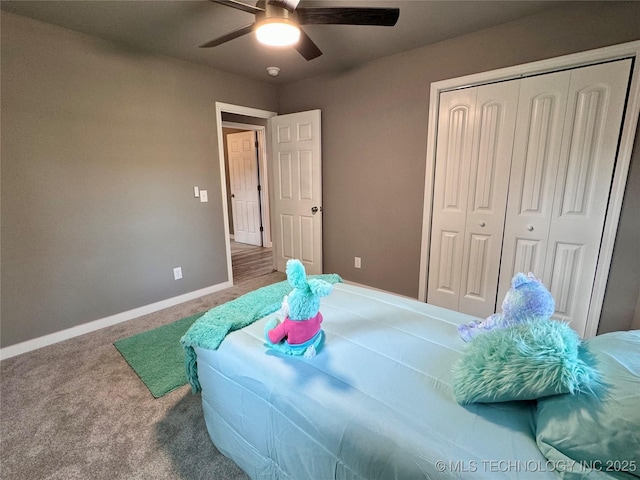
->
xmin=527 ymin=225 xmax=534 ymax=231
xmin=479 ymin=222 xmax=486 ymax=227
xmin=311 ymin=206 xmax=321 ymax=214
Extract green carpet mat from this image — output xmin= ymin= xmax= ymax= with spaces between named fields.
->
xmin=114 ymin=312 xmax=204 ymax=398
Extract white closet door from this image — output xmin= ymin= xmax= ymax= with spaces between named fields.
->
xmin=429 ymin=81 xmax=519 ymax=316
xmin=458 ymin=80 xmax=520 ymax=317
xmin=499 ymin=60 xmax=632 ymax=336
xmin=428 ymin=88 xmax=476 ymax=311
xmin=497 ymin=70 xmax=571 ymax=305
xmin=543 ymin=59 xmax=632 ymax=335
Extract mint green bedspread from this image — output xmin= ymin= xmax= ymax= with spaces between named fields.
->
xmin=181 ymin=274 xmax=342 ymax=393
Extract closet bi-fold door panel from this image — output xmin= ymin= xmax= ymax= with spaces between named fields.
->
xmin=458 ymin=81 xmax=520 ymax=317
xmin=428 ymin=81 xmax=519 ymax=316
xmin=543 ymin=59 xmax=631 ymax=335
xmin=497 ymin=70 xmax=571 ymax=305
xmin=498 ymin=59 xmax=631 ymax=336
xmin=427 ymin=88 xmax=475 ymax=311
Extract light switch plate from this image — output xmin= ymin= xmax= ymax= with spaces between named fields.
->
xmin=200 ymin=190 xmax=208 ymax=202
xmin=194 ymin=186 xmax=200 ymax=198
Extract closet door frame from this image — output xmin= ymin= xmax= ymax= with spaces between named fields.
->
xmin=418 ymin=40 xmax=640 ymax=338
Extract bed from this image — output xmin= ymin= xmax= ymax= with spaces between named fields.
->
xmin=192 ymin=283 xmax=640 ymax=480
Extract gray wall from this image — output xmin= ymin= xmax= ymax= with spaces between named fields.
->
xmin=599 ymin=128 xmax=640 ymax=334
xmin=277 ymin=2 xmax=640 ymax=331
xmin=2 ymin=3 xmax=640 ymax=349
xmin=0 ymin=12 xmax=277 ymax=347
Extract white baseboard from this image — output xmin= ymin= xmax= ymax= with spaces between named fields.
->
xmin=0 ymin=281 xmax=231 ymax=361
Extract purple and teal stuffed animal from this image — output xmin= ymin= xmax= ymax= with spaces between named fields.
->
xmin=265 ymin=259 xmax=333 ymax=357
xmin=458 ymin=272 xmax=555 ymax=342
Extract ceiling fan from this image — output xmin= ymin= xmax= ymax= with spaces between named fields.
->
xmin=200 ymin=0 xmax=400 ymax=61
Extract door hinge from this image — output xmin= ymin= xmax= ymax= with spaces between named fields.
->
xmin=255 ymin=141 xmax=259 ymax=148
xmin=260 ymin=226 xmax=264 ymax=232
xmin=257 ymin=185 xmax=262 ymax=192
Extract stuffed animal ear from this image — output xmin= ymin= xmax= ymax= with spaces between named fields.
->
xmin=511 ymin=272 xmax=531 ymax=289
xmin=286 ymin=259 xmax=307 ymax=289
xmin=308 ymin=278 xmax=333 ymax=298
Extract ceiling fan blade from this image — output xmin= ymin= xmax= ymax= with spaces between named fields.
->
xmin=209 ymin=0 xmax=264 ymax=15
xmin=199 ymin=23 xmax=255 ymax=48
xmin=294 ymin=29 xmax=322 ymax=61
xmin=297 ymin=7 xmax=400 ymax=26
xmin=267 ymin=0 xmax=300 ymax=12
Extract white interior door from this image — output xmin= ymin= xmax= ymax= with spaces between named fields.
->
xmin=427 ymin=87 xmax=476 ymax=311
xmin=270 ymin=110 xmax=323 ymax=274
xmin=227 ymin=130 xmax=262 ymax=246
xmin=428 ymin=80 xmax=519 ymax=317
xmin=458 ymin=80 xmax=520 ymax=317
xmin=497 ymin=69 xmax=571 ymax=303
xmin=542 ymin=60 xmax=631 ymax=335
xmin=498 ymin=60 xmax=631 ymax=336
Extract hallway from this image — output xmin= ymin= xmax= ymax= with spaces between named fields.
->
xmin=231 ymin=240 xmax=275 ymax=284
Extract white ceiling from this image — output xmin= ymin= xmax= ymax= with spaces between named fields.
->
xmin=1 ymin=0 xmax=574 ymax=84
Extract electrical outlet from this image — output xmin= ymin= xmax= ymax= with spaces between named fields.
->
xmin=173 ymin=267 xmax=183 ymax=280
xmin=354 ymin=257 xmax=362 ymax=269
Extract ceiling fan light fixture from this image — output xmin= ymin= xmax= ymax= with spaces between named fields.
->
xmin=255 ymin=18 xmax=300 ymax=47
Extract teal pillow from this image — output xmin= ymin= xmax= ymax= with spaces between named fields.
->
xmin=452 ymin=319 xmax=600 ymax=404
xmin=536 ymin=330 xmax=640 ymax=479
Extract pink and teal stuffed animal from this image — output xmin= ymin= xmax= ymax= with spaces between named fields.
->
xmin=265 ymin=259 xmax=333 ymax=357
xmin=458 ymin=272 xmax=555 ymax=342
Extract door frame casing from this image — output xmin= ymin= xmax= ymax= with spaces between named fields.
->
xmin=215 ymin=102 xmax=277 ymax=286
xmin=418 ymin=40 xmax=640 ymax=338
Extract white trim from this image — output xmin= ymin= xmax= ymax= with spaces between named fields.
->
xmin=429 ymin=41 xmax=640 ymax=93
xmin=418 ymin=40 xmax=640 ymax=339
xmin=417 ymin=77 xmax=441 ymax=303
xmin=215 ymin=102 xmax=277 ymax=287
xmin=0 ymin=281 xmax=231 ymax=360
xmin=586 ymin=48 xmax=640 ymax=338
xmin=222 ymin=121 xmax=264 ymax=131
xmin=256 ymin=128 xmax=273 ymax=248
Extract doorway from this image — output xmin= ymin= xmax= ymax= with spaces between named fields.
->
xmin=216 ymin=103 xmax=324 ymax=283
xmin=216 ymin=103 xmax=277 ymax=285
xmin=224 ymin=127 xmax=264 ymax=247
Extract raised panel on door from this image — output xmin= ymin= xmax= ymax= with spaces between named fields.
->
xmin=299 ymin=215 xmax=315 ymax=263
xmin=275 ymin=151 xmax=298 ymax=262
xmin=428 ymin=88 xmax=476 ymax=311
xmin=546 ymin=242 xmax=584 ymax=317
xmin=497 ymin=70 xmax=571 ymax=306
xmin=459 ymin=80 xmax=520 ymax=317
xmin=280 ymin=214 xmax=295 ymax=259
xmin=543 ymin=59 xmax=632 ymax=336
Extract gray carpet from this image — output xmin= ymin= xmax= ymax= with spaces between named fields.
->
xmin=0 ymin=271 xmax=286 ymax=480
